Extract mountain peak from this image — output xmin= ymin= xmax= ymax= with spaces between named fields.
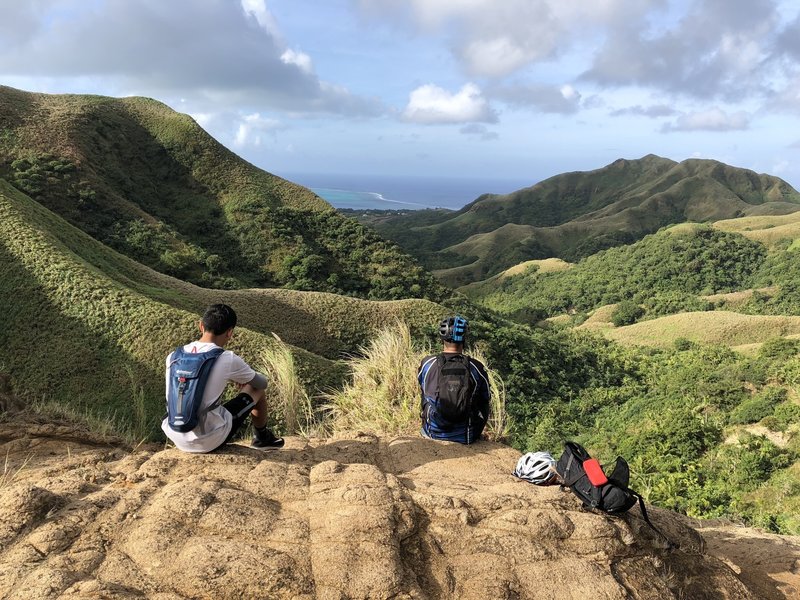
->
xmin=364 ymin=154 xmax=800 ymax=287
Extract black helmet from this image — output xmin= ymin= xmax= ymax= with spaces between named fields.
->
xmin=439 ymin=315 xmax=468 ymax=343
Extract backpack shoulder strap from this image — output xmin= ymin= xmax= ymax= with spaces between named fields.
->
xmin=169 ymin=345 xmax=185 ymax=365
xmin=560 ymin=452 xmax=585 ymax=488
xmin=626 ymin=488 xmax=677 ymax=550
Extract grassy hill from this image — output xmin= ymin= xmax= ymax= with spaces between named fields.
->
xmin=4 ymin=168 xmax=800 ymax=536
xmin=0 ymin=174 xmax=637 ymax=448
xmin=356 ymin=155 xmax=800 ymax=287
xmin=714 ymin=210 xmax=800 ymax=250
xmin=0 ymin=85 xmax=446 ymax=300
xmin=0 ymin=177 xmax=452 ymax=436
xmin=581 ymin=310 xmax=800 ymax=349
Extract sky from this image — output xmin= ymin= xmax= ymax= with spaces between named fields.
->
xmin=2 ymin=0 xmax=800 ymax=192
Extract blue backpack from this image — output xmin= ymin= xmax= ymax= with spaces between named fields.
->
xmin=166 ymin=346 xmax=224 ymax=432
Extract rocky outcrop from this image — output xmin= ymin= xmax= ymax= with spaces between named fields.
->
xmin=0 ymin=418 xmax=795 ymax=599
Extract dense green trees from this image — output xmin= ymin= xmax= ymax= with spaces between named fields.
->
xmin=503 ymin=332 xmax=799 ymax=534
xmin=470 ymin=226 xmax=766 ymax=321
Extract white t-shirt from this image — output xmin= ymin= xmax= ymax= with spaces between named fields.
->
xmin=161 ymin=341 xmax=256 ymax=453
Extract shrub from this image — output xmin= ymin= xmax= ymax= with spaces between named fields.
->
xmin=759 ymin=337 xmax=800 ymax=360
xmin=674 ymin=337 xmax=695 ymax=351
xmin=772 ymin=402 xmax=800 ymax=431
xmin=611 ymin=301 xmax=644 ymax=327
xmin=642 ymin=291 xmax=712 ymax=318
xmin=729 ymin=387 xmax=787 ymax=425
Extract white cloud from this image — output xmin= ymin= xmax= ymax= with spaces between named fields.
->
xmin=662 ymin=108 xmax=750 ymax=132
xmin=240 ymin=0 xmax=282 ymax=39
xmin=560 ymin=84 xmax=578 ymax=101
xmin=610 ymin=104 xmax=678 ymax=118
xmin=461 ymin=34 xmax=556 ymax=78
xmin=281 ymin=49 xmax=314 ymax=75
xmin=358 ymin=0 xmax=661 ymax=79
xmin=402 ymin=83 xmax=497 ymax=124
xmin=359 ymin=0 xmax=796 ymax=104
xmin=359 ymin=0 xmax=566 ymax=78
xmin=233 ymin=113 xmax=283 ymax=147
xmin=583 ymin=0 xmax=781 ymax=100
xmin=0 ymin=0 xmax=383 ymax=117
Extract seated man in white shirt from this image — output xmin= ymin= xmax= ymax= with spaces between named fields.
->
xmin=162 ymin=303 xmax=284 ymax=453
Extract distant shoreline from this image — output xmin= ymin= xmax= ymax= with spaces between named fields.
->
xmin=279 ymin=172 xmax=533 ymax=211
xmin=311 ymin=186 xmax=428 ymax=210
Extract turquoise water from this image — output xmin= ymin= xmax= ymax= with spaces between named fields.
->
xmin=281 ymin=172 xmax=533 ymax=210
xmin=309 ymin=187 xmax=428 ymax=210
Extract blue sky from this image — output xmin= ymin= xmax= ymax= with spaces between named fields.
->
xmin=2 ymin=0 xmax=800 ymax=192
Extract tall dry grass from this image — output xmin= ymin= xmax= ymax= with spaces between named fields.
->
xmin=260 ymin=334 xmax=315 ymax=436
xmin=472 ymin=345 xmax=510 ymax=443
xmin=323 ymin=322 xmax=427 ymax=436
xmin=324 ymin=322 xmax=510 ymax=441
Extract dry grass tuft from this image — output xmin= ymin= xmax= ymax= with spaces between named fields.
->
xmin=472 ymin=345 xmax=510 ymax=443
xmin=260 ymin=334 xmax=315 ymax=436
xmin=323 ymin=322 xmax=427 ymax=436
xmin=0 ymin=449 xmax=33 ymax=489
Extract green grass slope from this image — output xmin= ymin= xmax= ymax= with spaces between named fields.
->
xmin=360 ymin=155 xmax=800 ymax=286
xmin=0 ymin=85 xmax=446 ymax=300
xmin=0 ymin=178 xmax=448 ymax=435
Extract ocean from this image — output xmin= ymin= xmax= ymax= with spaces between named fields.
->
xmin=280 ymin=172 xmax=534 ymax=211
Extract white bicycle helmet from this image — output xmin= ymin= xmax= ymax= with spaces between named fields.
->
xmin=513 ymin=451 xmax=557 ymax=485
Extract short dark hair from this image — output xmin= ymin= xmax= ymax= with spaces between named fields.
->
xmin=202 ymin=304 xmax=237 ymax=335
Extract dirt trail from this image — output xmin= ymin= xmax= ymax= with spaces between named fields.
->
xmin=0 ymin=416 xmax=796 ymax=599
xmin=690 ymin=519 xmax=800 ymax=600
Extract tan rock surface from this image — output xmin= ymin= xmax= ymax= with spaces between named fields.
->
xmin=0 ymin=417 xmax=788 ymax=599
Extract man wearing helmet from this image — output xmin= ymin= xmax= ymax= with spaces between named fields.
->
xmin=417 ymin=315 xmax=491 ymax=444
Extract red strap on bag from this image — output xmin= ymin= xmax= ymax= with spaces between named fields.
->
xmin=583 ymin=458 xmax=608 ymax=486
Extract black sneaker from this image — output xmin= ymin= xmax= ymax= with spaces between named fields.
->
xmin=250 ymin=428 xmax=285 ymax=450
